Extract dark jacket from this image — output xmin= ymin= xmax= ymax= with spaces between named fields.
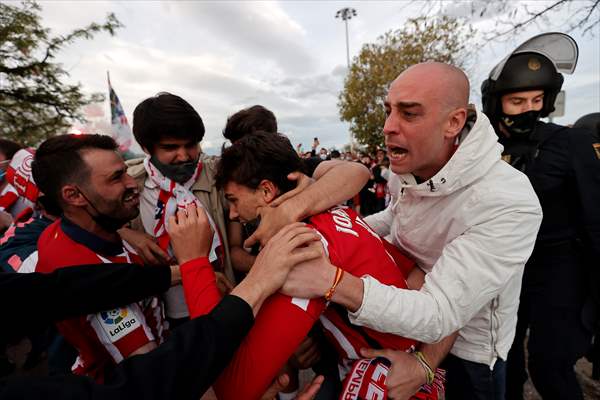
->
xmin=0 ymin=265 xmax=253 ymax=399
xmin=0 ymin=263 xmax=171 ymax=347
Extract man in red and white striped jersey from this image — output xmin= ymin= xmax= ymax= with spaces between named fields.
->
xmin=32 ymin=134 xmax=167 ymax=382
xmin=203 ymin=131 xmax=444 ymax=400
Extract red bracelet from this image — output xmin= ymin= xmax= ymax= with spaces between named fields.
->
xmin=324 ymin=267 xmax=344 ymax=301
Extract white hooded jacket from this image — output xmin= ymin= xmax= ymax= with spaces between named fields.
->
xmin=357 ymin=108 xmax=542 ymax=366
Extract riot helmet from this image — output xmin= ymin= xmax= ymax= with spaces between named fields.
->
xmin=481 ymin=33 xmax=578 ymax=136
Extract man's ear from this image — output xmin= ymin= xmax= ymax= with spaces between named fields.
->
xmin=444 ymin=107 xmax=468 ymax=140
xmin=258 ymin=180 xmax=279 ymax=204
xmin=61 ymin=184 xmax=87 ymax=207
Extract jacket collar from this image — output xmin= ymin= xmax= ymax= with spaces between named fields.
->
xmin=396 ymin=107 xmax=503 ymax=197
xmin=60 ymin=217 xmax=124 ymax=257
xmin=190 ymin=153 xmax=214 ymax=193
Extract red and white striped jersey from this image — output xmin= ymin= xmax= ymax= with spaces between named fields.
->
xmin=313 ymin=207 xmax=418 ymax=377
xmin=212 ymin=206 xmax=419 ymax=400
xmin=35 ymin=218 xmax=166 ymax=382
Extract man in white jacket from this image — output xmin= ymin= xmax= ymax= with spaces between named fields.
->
xmin=282 ymin=62 xmax=542 ymax=399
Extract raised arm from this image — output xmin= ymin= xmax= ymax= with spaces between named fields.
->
xmin=282 ymin=192 xmax=542 ymax=343
xmin=245 ymin=160 xmax=369 ymax=247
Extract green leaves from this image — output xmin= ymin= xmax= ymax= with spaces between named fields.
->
xmin=338 ymin=16 xmax=475 ymax=152
xmin=0 ymin=1 xmax=123 ymax=146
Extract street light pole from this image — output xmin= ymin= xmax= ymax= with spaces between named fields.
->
xmin=335 ymin=7 xmax=357 ymax=68
xmin=335 ymin=7 xmax=357 ymax=152
xmin=343 ymin=15 xmax=350 ymax=68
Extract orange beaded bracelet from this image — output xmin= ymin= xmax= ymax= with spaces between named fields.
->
xmin=324 ymin=266 xmax=344 ymax=301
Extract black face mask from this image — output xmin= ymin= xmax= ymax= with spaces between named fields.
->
xmin=78 ymin=188 xmax=135 ymax=232
xmin=150 ymin=156 xmax=198 ymax=184
xmin=499 ymin=110 xmax=541 ymax=138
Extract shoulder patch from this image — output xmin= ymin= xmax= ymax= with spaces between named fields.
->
xmin=593 ymin=143 xmax=600 ymax=160
xmin=93 ymin=306 xmax=142 ymax=342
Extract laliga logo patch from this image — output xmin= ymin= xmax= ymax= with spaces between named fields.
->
xmin=97 ymin=306 xmax=139 ymax=342
xmin=101 ymin=307 xmax=128 ymax=324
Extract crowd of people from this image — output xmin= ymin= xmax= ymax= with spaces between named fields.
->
xmin=0 ymin=32 xmax=598 ymax=400
xmin=295 ymin=143 xmax=393 ymax=218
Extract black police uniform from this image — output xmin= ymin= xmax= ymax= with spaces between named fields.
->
xmin=502 ymin=121 xmax=600 ymax=400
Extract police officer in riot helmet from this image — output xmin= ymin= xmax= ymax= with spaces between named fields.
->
xmin=482 ymin=33 xmax=600 ymax=400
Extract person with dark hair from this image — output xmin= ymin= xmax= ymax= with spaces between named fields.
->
xmin=318 ymin=147 xmax=328 ymax=160
xmin=220 ymin=108 xmax=363 ymax=396
xmin=31 ymin=134 xmax=167 ymax=382
xmin=123 ymin=94 xmax=369 ymax=329
xmin=210 ymin=131 xmax=444 ymax=400
xmin=215 ymin=133 xmax=305 ymax=192
xmin=131 ymin=92 xmax=205 ymax=153
xmin=223 ymin=105 xmax=301 ymax=277
xmin=222 ymin=105 xmax=277 ymax=143
xmin=0 ymin=199 xmax=58 ymax=274
xmin=0 ymin=139 xmax=24 ymax=222
xmin=329 ymin=150 xmax=341 ymax=159
xmin=0 ymin=140 xmax=22 ymax=170
xmin=221 ymin=106 xmax=368 ymax=275
xmin=221 ymin=105 xmax=322 ymax=176
xmin=280 ymin=62 xmax=542 ymax=400
xmin=357 ymin=154 xmax=376 ymax=217
xmin=0 ymin=206 xmax=324 ymax=400
xmin=122 ymin=92 xmax=231 ymax=328
xmin=372 ymin=151 xmax=389 ymax=213
xmin=481 ymin=33 xmax=600 ymax=399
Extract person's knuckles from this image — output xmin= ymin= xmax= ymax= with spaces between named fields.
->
xmin=286 ymin=229 xmax=313 ymax=243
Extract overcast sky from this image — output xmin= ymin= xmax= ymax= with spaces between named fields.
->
xmin=24 ymin=1 xmax=600 ymax=154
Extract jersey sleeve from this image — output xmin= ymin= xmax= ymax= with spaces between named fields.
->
xmin=213 ymin=293 xmax=326 ymax=400
xmin=87 ymin=302 xmax=156 ymax=363
xmin=180 ymin=257 xmax=223 ymax=318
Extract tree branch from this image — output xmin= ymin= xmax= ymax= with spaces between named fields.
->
xmin=484 ymin=0 xmax=570 ymax=42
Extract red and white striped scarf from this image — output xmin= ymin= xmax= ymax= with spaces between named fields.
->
xmin=142 ymin=157 xmax=223 ymax=267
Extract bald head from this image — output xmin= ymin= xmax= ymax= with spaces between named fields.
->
xmin=383 ymin=62 xmax=470 ymax=180
xmin=393 ymin=62 xmax=470 ymax=111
